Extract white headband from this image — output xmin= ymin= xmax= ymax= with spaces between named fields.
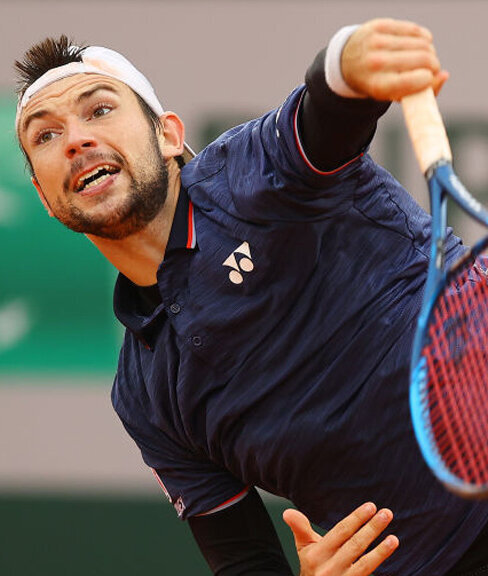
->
xmin=16 ymin=45 xmax=195 ymax=160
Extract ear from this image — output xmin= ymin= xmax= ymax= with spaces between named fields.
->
xmin=32 ymin=177 xmax=54 ymax=217
xmin=158 ymin=112 xmax=185 ymax=159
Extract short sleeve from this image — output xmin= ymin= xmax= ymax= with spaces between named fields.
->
xmin=118 ymin=416 xmax=247 ymax=520
xmin=183 ymin=86 xmax=367 ymax=224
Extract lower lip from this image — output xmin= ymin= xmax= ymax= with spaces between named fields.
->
xmin=76 ymin=172 xmax=120 ymax=197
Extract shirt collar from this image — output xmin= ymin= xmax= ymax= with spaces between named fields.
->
xmin=167 ymin=188 xmax=196 ymax=252
xmin=113 ymin=187 xmax=196 ymax=345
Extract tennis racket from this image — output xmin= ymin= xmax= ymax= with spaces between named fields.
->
xmin=403 ymin=88 xmax=488 ymax=499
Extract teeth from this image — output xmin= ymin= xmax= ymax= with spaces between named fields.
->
xmin=76 ymin=164 xmax=117 ymax=190
xmin=83 ymin=173 xmax=112 ymax=190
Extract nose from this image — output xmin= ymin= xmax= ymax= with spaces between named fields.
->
xmin=64 ymin=119 xmax=97 ymax=159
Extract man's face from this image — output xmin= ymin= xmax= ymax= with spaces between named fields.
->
xmin=19 ymin=74 xmax=168 ymax=239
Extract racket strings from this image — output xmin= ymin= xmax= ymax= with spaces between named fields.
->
xmin=424 ymin=260 xmax=488 ymax=486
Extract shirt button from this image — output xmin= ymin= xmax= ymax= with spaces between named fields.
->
xmin=192 ymin=335 xmax=202 ymax=347
xmin=170 ymin=303 xmax=181 ymax=314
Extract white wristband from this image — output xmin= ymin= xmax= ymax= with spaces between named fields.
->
xmin=325 ymin=24 xmax=363 ymax=98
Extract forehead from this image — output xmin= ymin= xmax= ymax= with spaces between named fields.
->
xmin=20 ymin=74 xmax=134 ymax=129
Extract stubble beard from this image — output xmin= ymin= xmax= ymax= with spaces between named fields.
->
xmin=52 ymin=134 xmax=169 ymax=240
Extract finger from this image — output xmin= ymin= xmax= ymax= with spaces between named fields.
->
xmin=370 ymin=69 xmax=437 ymax=101
xmin=370 ymin=18 xmax=433 ymax=41
xmin=368 ymin=33 xmax=435 ymax=54
xmin=335 ymin=508 xmax=395 ymax=568
xmin=317 ymin=502 xmax=377 ymax=555
xmin=433 ymin=70 xmax=450 ymax=96
xmin=283 ymin=508 xmax=321 ymax=552
xmin=366 ymin=50 xmax=441 ymax=75
xmin=349 ymin=535 xmax=399 ymax=576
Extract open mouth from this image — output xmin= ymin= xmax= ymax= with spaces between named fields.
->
xmin=75 ymin=164 xmax=120 ymax=193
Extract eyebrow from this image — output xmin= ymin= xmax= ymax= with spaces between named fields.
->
xmin=75 ymin=82 xmax=119 ymax=104
xmin=21 ymin=82 xmax=120 ymax=135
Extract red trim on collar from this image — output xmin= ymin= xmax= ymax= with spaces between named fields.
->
xmin=187 ymin=200 xmax=195 ymax=249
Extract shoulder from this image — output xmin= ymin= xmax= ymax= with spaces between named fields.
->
xmin=181 ymin=85 xmax=306 ymax=184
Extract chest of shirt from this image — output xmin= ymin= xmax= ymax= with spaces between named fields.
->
xmin=129 ymin=203 xmax=429 ymax=450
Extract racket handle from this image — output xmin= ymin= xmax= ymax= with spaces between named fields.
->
xmin=401 ymin=88 xmax=452 ymax=174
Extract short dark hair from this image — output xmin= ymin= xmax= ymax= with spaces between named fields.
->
xmin=14 ymin=36 xmax=185 ymax=174
xmin=14 ymin=35 xmax=86 ymax=100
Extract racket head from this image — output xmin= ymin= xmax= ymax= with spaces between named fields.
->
xmin=403 ymin=89 xmax=488 ymax=498
xmin=410 ymin=237 xmax=488 ymax=498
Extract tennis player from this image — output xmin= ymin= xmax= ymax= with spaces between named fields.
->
xmin=14 ymin=18 xmax=488 ymax=576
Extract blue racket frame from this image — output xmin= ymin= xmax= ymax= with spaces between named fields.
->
xmin=410 ymin=161 xmax=488 ymax=497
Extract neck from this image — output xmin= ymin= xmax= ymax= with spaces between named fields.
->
xmin=86 ymin=159 xmax=181 ymax=286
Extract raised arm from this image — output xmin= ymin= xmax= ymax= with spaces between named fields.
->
xmin=299 ymin=18 xmax=448 ymax=171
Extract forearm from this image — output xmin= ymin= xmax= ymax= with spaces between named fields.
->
xmin=298 ymin=46 xmax=390 ymax=172
xmin=298 ymin=17 xmax=447 ymax=173
xmin=189 ymin=488 xmax=293 ymax=576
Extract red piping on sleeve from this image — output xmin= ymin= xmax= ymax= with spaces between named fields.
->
xmin=151 ymin=468 xmax=172 ymax=502
xmin=196 ymin=487 xmax=251 ymax=516
xmin=292 ymin=89 xmax=363 ymax=175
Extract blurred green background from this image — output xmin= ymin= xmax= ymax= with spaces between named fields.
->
xmin=0 ymin=494 xmax=299 ymax=575
xmin=0 ymin=96 xmax=119 ymax=375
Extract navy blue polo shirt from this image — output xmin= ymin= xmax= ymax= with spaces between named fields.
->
xmin=112 ymin=85 xmax=488 ymax=576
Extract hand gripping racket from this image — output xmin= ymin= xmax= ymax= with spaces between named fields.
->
xmin=403 ymin=88 xmax=488 ymax=499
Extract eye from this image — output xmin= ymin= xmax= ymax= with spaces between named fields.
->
xmin=35 ymin=130 xmax=59 ymax=145
xmin=91 ymin=103 xmax=113 ymax=119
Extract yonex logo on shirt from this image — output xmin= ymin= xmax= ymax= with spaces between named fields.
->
xmin=223 ymin=242 xmax=254 ymax=284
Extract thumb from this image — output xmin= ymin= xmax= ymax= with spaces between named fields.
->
xmin=433 ymin=69 xmax=450 ymax=96
xmin=283 ymin=508 xmax=321 ymax=552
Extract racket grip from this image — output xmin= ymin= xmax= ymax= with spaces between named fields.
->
xmin=401 ymin=88 xmax=452 ymax=174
